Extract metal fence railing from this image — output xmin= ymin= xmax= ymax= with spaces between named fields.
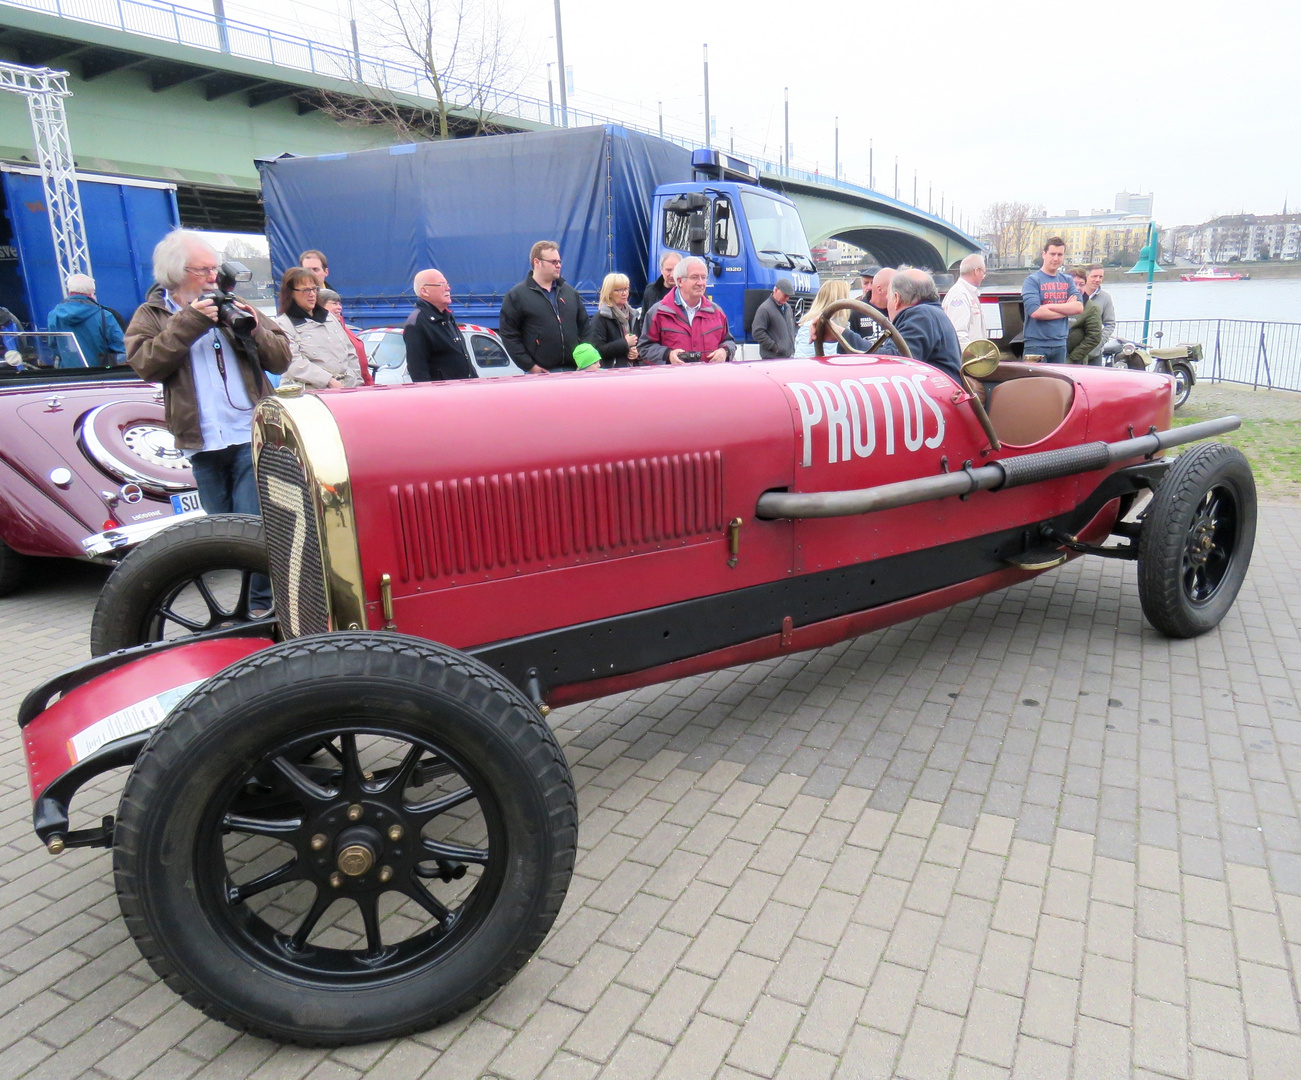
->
xmin=1114 ymin=319 xmax=1301 ymax=392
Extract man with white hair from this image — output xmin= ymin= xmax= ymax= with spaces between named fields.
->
xmin=46 ymin=273 xmax=126 ymax=368
xmin=840 ymin=268 xmax=962 ymax=382
xmin=941 ymin=253 xmax=988 ymax=351
xmin=637 ymin=256 xmax=736 ymax=364
xmin=126 ymin=229 xmax=290 ymax=532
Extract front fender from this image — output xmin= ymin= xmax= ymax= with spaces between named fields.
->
xmin=21 ymin=633 xmax=275 ymax=851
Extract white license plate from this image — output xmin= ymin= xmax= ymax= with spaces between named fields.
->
xmin=170 ymin=491 xmax=204 ymax=514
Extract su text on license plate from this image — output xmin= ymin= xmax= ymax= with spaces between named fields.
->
xmin=170 ymin=491 xmax=203 ymax=514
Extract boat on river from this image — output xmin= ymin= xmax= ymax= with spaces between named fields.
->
xmin=1181 ymin=264 xmax=1249 ymax=282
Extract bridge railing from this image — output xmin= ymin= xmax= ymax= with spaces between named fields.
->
xmin=1 ymin=0 xmax=702 ymax=144
xmin=1114 ymin=318 xmax=1301 ymax=392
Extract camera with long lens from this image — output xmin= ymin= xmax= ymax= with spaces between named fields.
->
xmin=201 ymin=261 xmax=255 ymax=336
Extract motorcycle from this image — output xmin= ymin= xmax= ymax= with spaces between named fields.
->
xmin=1101 ymin=332 xmax=1200 ymax=409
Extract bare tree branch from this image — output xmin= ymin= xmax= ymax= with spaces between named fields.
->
xmin=979 ymin=202 xmax=1046 ymax=268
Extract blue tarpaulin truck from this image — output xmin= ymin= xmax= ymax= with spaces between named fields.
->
xmin=0 ymin=165 xmax=180 ymax=330
xmin=257 ymin=125 xmax=820 ymax=341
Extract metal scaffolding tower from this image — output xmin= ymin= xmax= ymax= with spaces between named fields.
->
xmin=0 ymin=61 xmax=92 ymax=291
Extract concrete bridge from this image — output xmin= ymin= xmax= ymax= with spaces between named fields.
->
xmin=0 ymin=0 xmax=979 ymax=269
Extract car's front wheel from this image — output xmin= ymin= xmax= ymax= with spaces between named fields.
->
xmin=113 ymin=633 xmax=577 ymax=1044
xmin=1137 ymin=443 xmax=1255 ymax=638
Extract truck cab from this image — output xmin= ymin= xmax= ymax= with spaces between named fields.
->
xmin=650 ymin=150 xmax=820 ymax=344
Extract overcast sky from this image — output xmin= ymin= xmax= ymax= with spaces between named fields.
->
xmin=209 ymin=0 xmax=1299 ymax=230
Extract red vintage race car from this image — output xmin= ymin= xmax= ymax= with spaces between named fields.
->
xmin=16 ymin=304 xmax=1256 ymax=1044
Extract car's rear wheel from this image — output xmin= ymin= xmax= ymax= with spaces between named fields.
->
xmin=91 ymin=514 xmax=271 ymax=655
xmin=1137 ymin=443 xmax=1255 ymax=638
xmin=112 ymin=633 xmax=576 ymax=1045
xmin=0 ymin=537 xmax=28 ymax=597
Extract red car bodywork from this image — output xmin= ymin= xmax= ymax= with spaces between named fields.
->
xmin=22 ymin=354 xmax=1181 ymax=839
xmin=266 ymin=357 xmax=1170 ymax=704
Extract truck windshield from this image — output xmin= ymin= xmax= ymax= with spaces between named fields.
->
xmin=739 ymin=191 xmax=815 ymax=270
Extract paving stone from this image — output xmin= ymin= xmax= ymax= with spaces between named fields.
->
xmin=959 ymin=989 xmax=1021 ymax=1068
xmin=1073 ymin=1016 xmax=1130 ymax=1080
xmin=1187 ymin=980 xmax=1248 ymax=1057
xmin=657 ymin=1012 xmax=737 ymax=1080
xmin=1079 ymin=953 xmax=1132 ymax=1027
xmin=1133 ymin=997 xmax=1190 ymax=1079
xmin=725 ymin=994 xmax=803 ymax=1077
xmin=1018 ymin=970 xmax=1078 ymax=1047
xmin=893 ymin=1006 xmax=961 ymax=1080
xmin=796 ymin=978 xmax=865 ymax=1057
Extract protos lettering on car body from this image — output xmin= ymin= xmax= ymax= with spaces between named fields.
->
xmin=788 ymin=374 xmax=948 ymax=466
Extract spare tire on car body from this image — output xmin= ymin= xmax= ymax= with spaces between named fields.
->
xmin=112 ymin=633 xmax=577 ymax=1045
xmin=90 ymin=513 xmax=271 ymax=656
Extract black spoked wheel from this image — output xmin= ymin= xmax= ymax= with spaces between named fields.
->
xmin=1171 ymin=363 xmax=1194 ymax=409
xmin=1137 ymin=442 xmax=1256 ymax=638
xmin=91 ymin=514 xmax=272 ymax=655
xmin=113 ymin=633 xmax=576 ymax=1045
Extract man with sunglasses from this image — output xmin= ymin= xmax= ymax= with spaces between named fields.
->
xmin=126 ymin=230 xmax=290 ymax=532
xmin=498 ymin=241 xmax=589 ymax=373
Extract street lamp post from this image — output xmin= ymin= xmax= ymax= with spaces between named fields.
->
xmin=783 ymin=87 xmax=789 ymax=175
xmin=1126 ymin=220 xmax=1161 ymax=345
xmin=552 ymin=0 xmax=568 ymax=127
xmin=546 ymin=63 xmax=555 ymax=127
xmin=703 ymin=45 xmax=710 ymax=150
xmin=834 ymin=116 xmax=838 ymax=181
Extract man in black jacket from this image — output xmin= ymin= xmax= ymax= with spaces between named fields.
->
xmin=498 ymin=241 xmax=589 ymax=372
xmin=640 ymin=251 xmax=681 ymax=317
xmin=403 ymin=269 xmax=477 ymax=381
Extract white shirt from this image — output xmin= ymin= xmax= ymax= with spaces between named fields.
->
xmin=942 ymin=276 xmax=987 ymax=351
xmin=164 ymin=292 xmax=254 ymax=455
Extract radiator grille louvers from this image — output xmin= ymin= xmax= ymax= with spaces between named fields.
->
xmin=387 ymin=451 xmax=726 ymax=582
xmin=257 ymin=444 xmax=330 ymax=637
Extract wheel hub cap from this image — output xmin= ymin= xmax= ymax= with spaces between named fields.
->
xmin=337 ymin=844 xmax=375 ymax=876
xmin=333 ymin=825 xmax=383 ymax=877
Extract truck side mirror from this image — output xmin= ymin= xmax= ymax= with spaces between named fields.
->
xmin=688 ymin=220 xmax=708 ymax=255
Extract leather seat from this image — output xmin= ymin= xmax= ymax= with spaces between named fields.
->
xmin=986 ymin=377 xmax=1073 ymax=445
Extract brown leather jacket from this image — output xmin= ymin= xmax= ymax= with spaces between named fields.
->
xmin=126 ymin=293 xmax=291 ymax=450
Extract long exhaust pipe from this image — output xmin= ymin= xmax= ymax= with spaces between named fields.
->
xmin=755 ymin=416 xmax=1241 ymax=521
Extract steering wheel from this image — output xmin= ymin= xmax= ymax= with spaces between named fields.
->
xmin=812 ymin=298 xmax=911 ymax=358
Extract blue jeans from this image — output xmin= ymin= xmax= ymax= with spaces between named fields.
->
xmin=190 ymin=442 xmax=272 ymax=612
xmin=1025 ymin=344 xmax=1068 ymax=364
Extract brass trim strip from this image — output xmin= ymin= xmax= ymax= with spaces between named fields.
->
xmin=253 ymin=395 xmax=367 ymax=632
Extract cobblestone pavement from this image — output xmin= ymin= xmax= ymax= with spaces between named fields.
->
xmin=2 ymin=502 xmax=1300 ymax=1080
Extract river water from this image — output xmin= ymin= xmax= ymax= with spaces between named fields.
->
xmin=1101 ymin=278 xmax=1301 ymax=324
xmin=1090 ymin=278 xmax=1301 ymax=388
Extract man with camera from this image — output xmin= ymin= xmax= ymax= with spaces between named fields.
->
xmin=638 ymin=256 xmax=736 ymax=365
xmin=126 ymin=230 xmax=290 ymax=523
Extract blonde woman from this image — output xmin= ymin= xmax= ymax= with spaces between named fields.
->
xmin=793 ymin=279 xmax=851 ymax=357
xmin=585 ymin=272 xmax=640 ymax=367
